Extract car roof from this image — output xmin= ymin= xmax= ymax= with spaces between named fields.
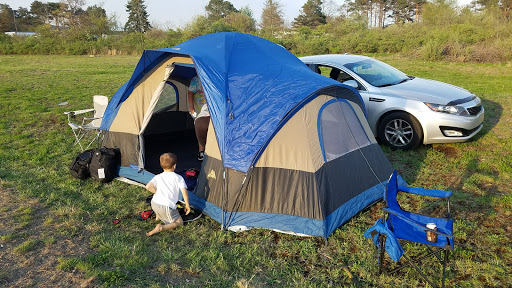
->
xmin=299 ymin=54 xmax=372 ymax=66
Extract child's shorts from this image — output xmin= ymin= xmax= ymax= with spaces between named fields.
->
xmin=194 ymin=104 xmax=210 ymax=123
xmin=151 ymin=200 xmax=181 ymax=224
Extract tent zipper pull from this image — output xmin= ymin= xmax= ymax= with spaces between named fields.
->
xmin=228 ymin=98 xmax=234 ymax=120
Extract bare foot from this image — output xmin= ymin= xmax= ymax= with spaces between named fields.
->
xmin=146 ymin=224 xmax=162 ymax=236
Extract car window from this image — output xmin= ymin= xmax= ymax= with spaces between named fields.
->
xmin=316 ymin=65 xmax=332 ymax=77
xmin=343 ymin=59 xmax=409 ymax=87
xmin=316 ymin=65 xmax=366 ymax=91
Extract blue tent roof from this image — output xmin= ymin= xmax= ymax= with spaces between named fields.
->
xmin=101 ymin=32 xmax=364 ymax=173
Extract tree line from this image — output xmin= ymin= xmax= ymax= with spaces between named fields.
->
xmin=0 ymin=0 xmax=510 ymax=62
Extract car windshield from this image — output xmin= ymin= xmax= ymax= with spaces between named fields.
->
xmin=343 ymin=59 xmax=410 ymax=87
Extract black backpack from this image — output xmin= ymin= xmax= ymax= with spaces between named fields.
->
xmin=89 ymin=147 xmax=121 ymax=183
xmin=69 ymin=149 xmax=95 ymax=180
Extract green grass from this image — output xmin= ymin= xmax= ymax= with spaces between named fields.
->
xmin=13 ymin=239 xmax=38 ymax=254
xmin=0 ymin=233 xmax=16 ymax=242
xmin=0 ymin=55 xmax=511 ymax=287
xmin=13 ymin=206 xmax=34 ymax=228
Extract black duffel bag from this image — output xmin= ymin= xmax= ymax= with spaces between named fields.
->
xmin=69 ymin=149 xmax=95 ymax=180
xmin=89 ymin=147 xmax=121 ymax=183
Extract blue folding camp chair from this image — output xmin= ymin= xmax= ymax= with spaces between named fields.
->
xmin=378 ymin=170 xmax=454 ymax=288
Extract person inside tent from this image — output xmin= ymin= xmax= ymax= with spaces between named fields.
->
xmin=187 ymin=75 xmax=210 ymax=161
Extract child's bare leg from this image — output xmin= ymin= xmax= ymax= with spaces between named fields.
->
xmin=195 ymin=116 xmax=210 ymax=152
xmin=146 ymin=217 xmax=183 ymax=236
xmin=146 ymin=223 xmax=163 ymax=236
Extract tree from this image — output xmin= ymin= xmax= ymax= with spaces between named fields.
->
xmin=205 ymin=0 xmax=238 ymax=21
xmin=260 ymin=0 xmax=285 ymax=37
xmin=62 ymin=0 xmax=85 ymax=27
xmin=183 ymin=15 xmax=212 ymax=39
xmin=322 ymin=0 xmax=342 ymax=21
xmin=30 ymin=1 xmax=51 ymax=25
xmin=29 ymin=2 xmax=67 ymax=30
xmin=0 ymin=4 xmax=15 ymax=32
xmin=389 ymin=0 xmax=415 ymax=24
xmin=239 ymin=5 xmax=254 ymax=19
xmin=293 ymin=0 xmax=327 ymax=28
xmin=52 ymin=2 xmax=69 ymax=31
xmin=86 ymin=5 xmax=107 ymax=20
xmin=224 ymin=11 xmax=256 ymax=33
xmin=411 ymin=0 xmax=428 ymax=23
xmin=373 ymin=0 xmax=388 ymax=27
xmin=421 ymin=0 xmax=457 ymax=26
xmin=345 ymin=0 xmax=399 ymax=28
xmin=13 ymin=7 xmax=39 ymax=31
xmin=473 ymin=0 xmax=512 ymax=18
xmin=83 ymin=5 xmax=113 ymax=35
xmin=504 ymin=0 xmax=512 ymax=19
xmin=125 ymin=0 xmax=151 ymax=33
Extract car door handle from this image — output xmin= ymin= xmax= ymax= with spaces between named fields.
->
xmin=369 ymin=97 xmax=385 ymax=102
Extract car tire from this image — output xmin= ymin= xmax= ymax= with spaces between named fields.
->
xmin=378 ymin=112 xmax=423 ymax=150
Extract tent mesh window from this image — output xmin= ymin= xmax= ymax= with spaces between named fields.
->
xmin=153 ymin=81 xmax=178 ymax=114
xmin=319 ymin=100 xmax=371 ymax=162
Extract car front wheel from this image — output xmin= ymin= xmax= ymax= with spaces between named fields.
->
xmin=378 ymin=112 xmax=423 ymax=150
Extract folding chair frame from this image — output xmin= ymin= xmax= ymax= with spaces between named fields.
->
xmin=378 ymin=218 xmax=452 ymax=288
xmin=64 ymin=96 xmax=108 ymax=151
xmin=377 ymin=171 xmax=454 ymax=288
xmin=65 ymin=109 xmax=104 ymax=151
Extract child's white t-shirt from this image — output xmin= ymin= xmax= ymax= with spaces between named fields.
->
xmin=150 ymin=171 xmax=187 ymax=209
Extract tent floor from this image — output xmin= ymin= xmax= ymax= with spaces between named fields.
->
xmin=143 ymin=129 xmax=202 ymax=174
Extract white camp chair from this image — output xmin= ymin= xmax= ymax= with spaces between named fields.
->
xmin=64 ymin=95 xmax=108 ymax=151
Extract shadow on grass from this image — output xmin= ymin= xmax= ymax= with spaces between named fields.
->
xmin=467 ymin=99 xmax=503 ymax=143
xmin=446 ymin=99 xmax=505 ymax=212
xmin=382 ymin=145 xmax=429 ymax=184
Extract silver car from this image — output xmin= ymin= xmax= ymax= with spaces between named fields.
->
xmin=300 ymin=54 xmax=484 ymax=149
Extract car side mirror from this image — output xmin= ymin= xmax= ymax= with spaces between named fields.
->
xmin=343 ymin=80 xmax=359 ymax=90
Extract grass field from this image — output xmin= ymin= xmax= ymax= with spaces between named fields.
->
xmin=0 ymin=55 xmax=511 ymax=287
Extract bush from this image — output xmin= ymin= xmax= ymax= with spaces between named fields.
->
xmin=143 ymin=30 xmax=170 ymax=49
xmin=443 ymin=42 xmax=472 ymax=62
xmin=470 ymin=42 xmax=508 ymax=63
xmin=0 ymin=34 xmax=14 ymax=54
xmin=64 ymin=41 xmax=89 ymax=55
xmin=421 ymin=39 xmax=445 ymax=61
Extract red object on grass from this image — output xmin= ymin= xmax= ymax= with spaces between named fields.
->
xmin=140 ymin=210 xmax=153 ymax=219
xmin=186 ymin=168 xmax=200 ymax=179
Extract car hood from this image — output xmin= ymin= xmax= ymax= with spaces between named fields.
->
xmin=381 ymin=77 xmax=473 ymax=104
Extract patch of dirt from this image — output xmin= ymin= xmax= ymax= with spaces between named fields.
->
xmin=433 ymin=145 xmax=459 ymax=158
xmin=0 ymin=186 xmax=97 ymax=288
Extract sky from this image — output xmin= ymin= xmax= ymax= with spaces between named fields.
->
xmin=7 ymin=0 xmax=472 ymax=29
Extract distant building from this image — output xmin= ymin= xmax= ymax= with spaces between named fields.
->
xmin=5 ymin=32 xmax=38 ymax=37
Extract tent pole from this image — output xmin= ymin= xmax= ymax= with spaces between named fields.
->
xmin=221 ymin=168 xmax=227 ymax=231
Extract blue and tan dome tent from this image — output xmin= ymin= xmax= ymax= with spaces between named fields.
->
xmin=100 ymin=32 xmax=404 ymax=238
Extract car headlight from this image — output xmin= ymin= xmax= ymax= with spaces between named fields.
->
xmin=424 ymin=102 xmax=469 ymax=116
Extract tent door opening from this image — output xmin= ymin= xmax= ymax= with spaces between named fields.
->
xmin=141 ymin=65 xmax=202 ymax=174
